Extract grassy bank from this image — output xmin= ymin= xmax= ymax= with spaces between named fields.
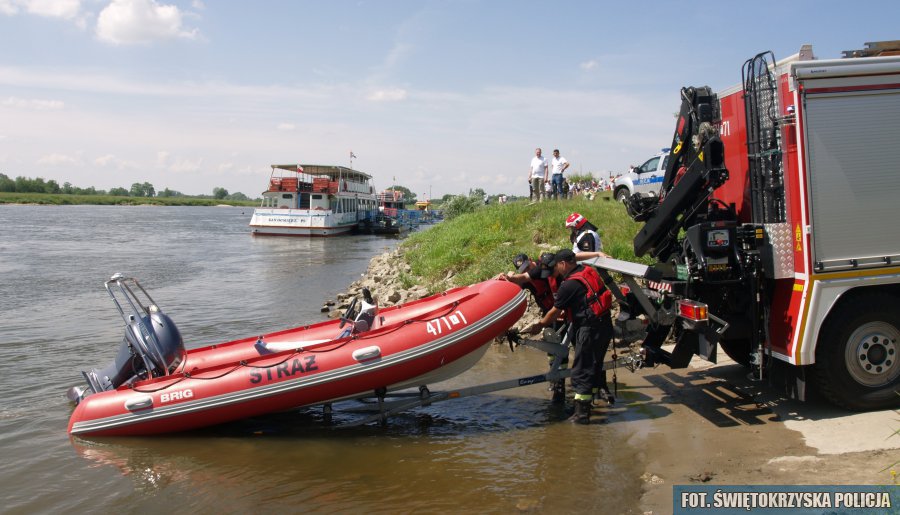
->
xmin=0 ymin=192 xmax=257 ymax=207
xmin=401 ymin=192 xmax=653 ymax=290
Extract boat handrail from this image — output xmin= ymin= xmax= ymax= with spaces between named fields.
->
xmin=104 ymin=274 xmax=170 ymax=378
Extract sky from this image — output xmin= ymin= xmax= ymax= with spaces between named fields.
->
xmin=1 ymin=1 xmax=898 ymax=199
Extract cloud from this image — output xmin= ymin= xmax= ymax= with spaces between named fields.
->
xmin=367 ymin=88 xmax=408 ymax=102
xmin=580 ymin=60 xmax=598 ymax=71
xmin=94 ymin=153 xmax=136 ymax=169
xmin=25 ymin=0 xmax=80 ymax=18
xmin=276 ymin=122 xmax=295 ymax=131
xmin=168 ymin=156 xmax=203 ymax=173
xmin=96 ymin=0 xmax=198 ymax=45
xmin=1 ymin=0 xmax=89 ymax=28
xmin=2 ymin=96 xmax=65 ymax=110
xmin=37 ymin=152 xmax=80 ymax=166
xmin=157 ymin=150 xmax=203 ymax=173
xmin=0 ymin=1 xmax=18 ymax=15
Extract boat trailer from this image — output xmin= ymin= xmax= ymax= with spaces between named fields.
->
xmin=333 ymin=324 xmax=646 ymax=428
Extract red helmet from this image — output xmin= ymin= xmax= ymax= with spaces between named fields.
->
xmin=565 ymin=212 xmax=587 ymax=230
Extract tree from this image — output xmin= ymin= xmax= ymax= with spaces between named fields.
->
xmin=213 ymin=187 xmax=229 ymax=200
xmin=44 ymin=179 xmax=60 ymax=194
xmin=128 ymin=182 xmax=155 ymax=197
xmin=442 ymin=194 xmax=482 ymax=219
xmin=158 ymin=188 xmax=183 ymax=198
xmin=226 ymin=191 xmax=249 ymax=201
xmin=15 ymin=176 xmax=47 ymax=193
xmin=109 ymin=187 xmax=129 ymax=196
xmin=386 ymin=184 xmax=417 ymax=202
xmin=469 ymin=187 xmax=486 ymax=199
xmin=0 ymin=173 xmax=14 ymax=192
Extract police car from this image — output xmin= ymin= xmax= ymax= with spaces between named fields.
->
xmin=613 ymin=149 xmax=670 ymax=202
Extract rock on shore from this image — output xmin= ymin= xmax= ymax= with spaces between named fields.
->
xmin=323 ymin=248 xmax=544 ymax=331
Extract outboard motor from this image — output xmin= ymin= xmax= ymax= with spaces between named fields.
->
xmin=67 ymin=274 xmax=185 ymax=404
xmin=336 ymin=288 xmax=380 ymax=338
xmin=355 ymin=288 xmax=378 ymax=332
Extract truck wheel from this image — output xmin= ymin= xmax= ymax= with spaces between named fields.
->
xmin=615 ymin=188 xmax=629 ymax=203
xmin=814 ymin=294 xmax=900 ymax=411
xmin=719 ymin=338 xmax=751 ymax=367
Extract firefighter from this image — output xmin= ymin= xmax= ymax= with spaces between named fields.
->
xmin=499 ymin=253 xmax=556 ymax=314
xmin=498 ymin=252 xmax=568 ymax=403
xmin=524 ymin=249 xmax=613 ymax=424
xmin=563 ymin=213 xmax=615 ymax=405
xmin=566 ymin=212 xmax=609 ymax=259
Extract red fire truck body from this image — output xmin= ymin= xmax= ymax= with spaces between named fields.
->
xmin=612 ymin=41 xmax=900 ymax=410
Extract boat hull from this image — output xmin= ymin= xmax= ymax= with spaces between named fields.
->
xmin=68 ymin=280 xmax=526 ymax=436
xmin=249 ymin=209 xmax=358 ymax=236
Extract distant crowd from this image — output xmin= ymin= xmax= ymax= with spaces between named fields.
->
xmin=527 ymin=147 xmax=616 ymax=202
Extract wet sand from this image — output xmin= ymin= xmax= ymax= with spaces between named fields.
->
xmin=602 ymin=353 xmax=900 ymax=513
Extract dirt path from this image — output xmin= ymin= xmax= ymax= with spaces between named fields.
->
xmin=599 ymin=354 xmax=900 ymax=513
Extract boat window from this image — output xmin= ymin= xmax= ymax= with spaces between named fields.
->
xmin=282 ymin=194 xmax=293 ymax=199
xmin=312 ymin=195 xmax=323 ymax=200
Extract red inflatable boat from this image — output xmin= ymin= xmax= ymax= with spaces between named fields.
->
xmin=67 ymin=275 xmax=526 ymax=436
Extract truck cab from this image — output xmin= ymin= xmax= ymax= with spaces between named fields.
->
xmin=613 ymin=149 xmax=670 ymax=202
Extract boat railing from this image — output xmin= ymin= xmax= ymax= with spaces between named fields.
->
xmin=104 ymin=274 xmax=171 ymax=379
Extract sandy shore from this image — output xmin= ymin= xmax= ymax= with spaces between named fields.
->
xmin=611 ymin=353 xmax=900 ymax=513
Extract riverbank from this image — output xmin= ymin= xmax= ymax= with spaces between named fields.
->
xmin=0 ymin=191 xmax=257 ymax=206
xmin=325 ymin=199 xmax=900 ymax=513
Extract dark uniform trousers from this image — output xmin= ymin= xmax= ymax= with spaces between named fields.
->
xmin=570 ymin=313 xmax=613 ymax=396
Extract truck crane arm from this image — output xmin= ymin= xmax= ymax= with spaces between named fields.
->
xmin=627 ymin=86 xmax=730 ymax=261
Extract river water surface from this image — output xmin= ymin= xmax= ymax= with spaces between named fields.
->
xmin=0 ymin=205 xmax=644 ymax=513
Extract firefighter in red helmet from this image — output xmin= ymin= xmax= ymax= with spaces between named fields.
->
xmin=565 ymin=212 xmax=608 ymax=259
xmin=565 ymin=213 xmax=615 ymax=406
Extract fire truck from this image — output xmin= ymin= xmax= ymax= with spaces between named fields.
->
xmin=592 ymin=41 xmax=900 ymax=411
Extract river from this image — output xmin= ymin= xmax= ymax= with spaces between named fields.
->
xmin=0 ymin=205 xmax=644 ymax=513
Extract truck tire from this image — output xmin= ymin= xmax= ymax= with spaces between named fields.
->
xmin=719 ymin=338 xmax=751 ymax=367
xmin=615 ymin=188 xmax=629 ymax=203
xmin=814 ymin=293 xmax=900 ymax=411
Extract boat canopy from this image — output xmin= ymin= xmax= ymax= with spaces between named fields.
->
xmin=272 ymin=164 xmax=372 ymax=182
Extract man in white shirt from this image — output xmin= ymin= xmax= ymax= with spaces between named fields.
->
xmin=550 ymin=149 xmax=570 ymax=200
xmin=528 ymin=148 xmax=548 ymax=202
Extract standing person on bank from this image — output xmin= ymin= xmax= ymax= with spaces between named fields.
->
xmin=524 ymin=249 xmax=613 ymax=424
xmin=528 ymin=148 xmax=548 ymax=202
xmin=550 ymin=149 xmax=569 ymax=200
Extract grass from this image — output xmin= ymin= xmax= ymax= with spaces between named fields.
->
xmin=401 ymin=192 xmax=653 ymax=291
xmin=0 ymin=192 xmax=258 ymax=207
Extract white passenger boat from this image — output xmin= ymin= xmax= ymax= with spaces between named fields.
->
xmin=249 ymin=164 xmax=377 ymax=237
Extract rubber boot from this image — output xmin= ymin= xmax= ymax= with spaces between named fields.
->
xmin=568 ymin=399 xmax=591 ymax=425
xmin=550 ymin=379 xmax=566 ymax=404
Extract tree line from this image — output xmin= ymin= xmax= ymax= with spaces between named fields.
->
xmin=0 ymin=174 xmax=250 ymax=201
